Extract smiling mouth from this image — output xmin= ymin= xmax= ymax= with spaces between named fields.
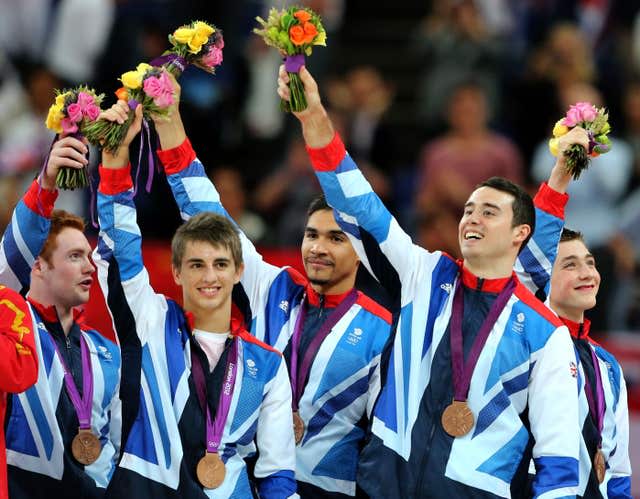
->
xmin=306 ymin=259 xmax=333 ymax=267
xmin=463 ymin=231 xmax=483 ymax=241
xmin=198 ymin=287 xmax=221 ymax=296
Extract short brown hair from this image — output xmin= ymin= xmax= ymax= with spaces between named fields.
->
xmin=560 ymin=228 xmax=585 ymax=244
xmin=39 ymin=210 xmax=86 ymax=263
xmin=171 ymin=212 xmax=243 ymax=269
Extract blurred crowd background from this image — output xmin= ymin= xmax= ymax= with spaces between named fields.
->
xmin=3 ymin=0 xmax=640 ymax=335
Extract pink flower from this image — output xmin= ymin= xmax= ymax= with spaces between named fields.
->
xmin=202 ymin=47 xmax=223 ymax=67
xmin=77 ymin=91 xmax=94 ymax=109
xmin=84 ymin=104 xmax=100 ymax=121
xmin=67 ymin=103 xmax=83 ymax=122
xmin=574 ymin=101 xmax=597 ymax=122
xmin=562 ymin=102 xmax=598 ymax=127
xmin=61 ymin=117 xmax=78 ymax=134
xmin=154 ymin=93 xmax=174 ymax=108
xmin=143 ymin=76 xmax=163 ymax=98
xmin=214 ymin=35 xmax=224 ymax=49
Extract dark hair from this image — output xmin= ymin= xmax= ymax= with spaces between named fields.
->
xmin=476 ymin=177 xmax=535 ymax=250
xmin=40 ymin=210 xmax=86 ymax=263
xmin=560 ymin=228 xmax=585 ymax=244
xmin=171 ymin=212 xmax=243 ymax=269
xmin=307 ymin=195 xmax=331 ymax=218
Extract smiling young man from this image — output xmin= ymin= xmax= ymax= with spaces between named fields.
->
xmin=514 ymin=144 xmax=633 ymax=497
xmin=93 ymin=101 xmax=296 ymax=498
xmin=278 ymin=66 xmax=581 ymax=498
xmin=0 ymin=138 xmax=122 ymax=499
xmin=148 ymin=75 xmax=391 ymax=498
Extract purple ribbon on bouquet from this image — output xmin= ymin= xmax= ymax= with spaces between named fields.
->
xmin=127 ymin=99 xmax=157 ymax=196
xmin=150 ymin=54 xmax=187 ymax=74
xmin=284 ymin=54 xmax=305 ymax=73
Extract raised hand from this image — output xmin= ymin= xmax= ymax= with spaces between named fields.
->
xmin=100 ymin=101 xmax=143 ymax=168
xmin=548 ymin=126 xmax=590 ymax=193
xmin=40 ymin=137 xmax=89 ymax=190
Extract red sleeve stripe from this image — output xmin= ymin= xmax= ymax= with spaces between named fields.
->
xmin=356 ymin=292 xmax=392 ymax=325
xmin=514 ymin=282 xmax=563 ymax=327
xmin=306 ymin=132 xmax=347 ymax=172
xmin=235 ymin=329 xmax=282 ymax=356
xmin=23 ymin=179 xmax=58 ymax=218
xmin=534 ymin=182 xmax=568 ymax=220
xmin=157 ymin=137 xmax=196 ymax=175
xmin=98 ymin=164 xmax=133 ymax=194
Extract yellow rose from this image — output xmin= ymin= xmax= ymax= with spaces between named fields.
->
xmin=314 ymin=30 xmax=327 ymax=46
xmin=548 ymin=138 xmax=559 ymax=157
xmin=188 ymin=33 xmax=208 ymax=53
xmin=121 ymin=70 xmax=143 ymax=89
xmin=552 ymin=120 xmax=569 ymax=138
xmin=55 ymin=93 xmax=66 ymax=107
xmin=45 ymin=104 xmax=63 ymax=133
xmin=173 ymin=28 xmax=194 ymax=44
xmin=136 ymin=62 xmax=152 ymax=74
xmin=193 ymin=21 xmax=214 ymax=38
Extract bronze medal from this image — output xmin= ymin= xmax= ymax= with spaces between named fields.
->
xmin=441 ymin=400 xmax=474 ymax=437
xmin=293 ymin=411 xmax=305 ymax=445
xmin=593 ymin=449 xmax=606 ymax=484
xmin=196 ymin=452 xmax=226 ymax=489
xmin=71 ymin=428 xmax=101 ymax=465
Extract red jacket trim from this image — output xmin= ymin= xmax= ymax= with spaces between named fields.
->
xmin=98 ymin=164 xmax=133 ymax=195
xmin=306 ymin=132 xmax=347 ymax=172
xmin=514 ymin=282 xmax=564 ymax=327
xmin=23 ymin=179 xmax=58 ymax=218
xmin=534 ymin=182 xmax=568 ymax=219
xmin=355 ymin=292 xmax=392 ymax=325
xmin=157 ymin=137 xmax=196 ymax=175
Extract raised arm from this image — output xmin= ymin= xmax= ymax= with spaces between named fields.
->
xmin=0 ymin=137 xmax=87 ymax=291
xmin=0 ymin=285 xmax=38 ymax=392
xmin=516 ymin=128 xmax=589 ymax=299
xmin=92 ymin=102 xmax=165 ymax=343
xmin=278 ymin=65 xmax=442 ymax=297
xmin=152 ymin=74 xmax=296 ymax=339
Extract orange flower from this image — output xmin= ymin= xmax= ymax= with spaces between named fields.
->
xmin=294 ymin=10 xmax=311 ymax=23
xmin=289 ymin=25 xmax=306 ymax=46
xmin=115 ymin=87 xmax=128 ymax=101
xmin=302 ymin=21 xmax=318 ymax=43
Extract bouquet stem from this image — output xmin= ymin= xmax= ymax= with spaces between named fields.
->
xmin=56 ymin=165 xmax=89 ymax=190
xmin=83 ymin=111 xmax=135 ymax=154
xmin=281 ymin=72 xmax=307 ymax=113
xmin=564 ymin=143 xmax=589 ymax=180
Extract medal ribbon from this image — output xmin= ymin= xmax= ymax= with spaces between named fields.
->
xmin=191 ymin=336 xmax=238 ymax=454
xmin=450 ymin=278 xmax=516 ymax=402
xmin=51 ymin=334 xmax=94 ymax=429
xmin=584 ymin=346 xmax=606 ymax=446
xmin=289 ymin=288 xmax=358 ymax=411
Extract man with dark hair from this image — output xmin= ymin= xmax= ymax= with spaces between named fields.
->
xmin=0 ymin=137 xmax=121 ymax=499
xmin=278 ymin=65 xmax=581 ymax=498
xmin=94 ymin=101 xmax=296 ymax=498
xmin=515 ymin=153 xmax=632 ymax=497
xmin=149 ymin=75 xmax=392 ymax=498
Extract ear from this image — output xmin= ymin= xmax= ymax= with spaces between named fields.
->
xmin=234 ymin=262 xmax=245 ymax=284
xmin=32 ymin=257 xmax=45 ymax=277
xmin=171 ymin=265 xmax=181 ymax=286
xmin=513 ymin=224 xmax=531 ymax=246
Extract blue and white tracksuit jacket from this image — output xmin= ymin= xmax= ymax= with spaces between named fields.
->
xmin=516 ymin=183 xmax=632 ymax=498
xmin=157 ymin=139 xmax=392 ymax=496
xmin=94 ymin=164 xmax=296 ymax=498
xmin=307 ymin=133 xmax=581 ymax=498
xmin=0 ymin=180 xmax=121 ymax=498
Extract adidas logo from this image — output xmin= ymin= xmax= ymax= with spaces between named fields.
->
xmin=279 ymin=300 xmax=289 ymax=313
xmin=440 ymin=283 xmax=453 ymax=294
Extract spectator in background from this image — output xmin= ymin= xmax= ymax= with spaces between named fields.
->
xmin=415 ymin=79 xmax=524 ymax=253
xmin=412 ymin=0 xmax=506 ymax=131
xmin=209 ymin=166 xmax=266 ymax=244
xmin=531 ymin=82 xmax=634 ymax=331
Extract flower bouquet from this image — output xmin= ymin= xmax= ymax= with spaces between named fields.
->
xmin=83 ymin=63 xmax=175 ymax=153
xmin=548 ymin=102 xmax=611 ymax=180
xmin=254 ymin=6 xmax=326 ymax=112
xmin=157 ymin=20 xmax=224 ymax=75
xmin=84 ymin=21 xmax=223 ymax=154
xmin=44 ymin=86 xmax=104 ymax=189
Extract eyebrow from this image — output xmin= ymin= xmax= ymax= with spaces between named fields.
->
xmin=464 ymin=202 xmax=502 ymax=211
xmin=185 ymin=257 xmax=231 ymax=264
xmin=560 ymin=254 xmax=596 ymax=263
xmin=305 ymin=227 xmax=346 ymax=236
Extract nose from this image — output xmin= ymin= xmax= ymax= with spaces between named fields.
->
xmin=202 ymin=264 xmax=218 ymax=283
xmin=84 ymin=256 xmax=96 ymax=274
xmin=577 ymin=263 xmax=595 ymax=280
xmin=310 ymin=241 xmax=326 ymax=255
